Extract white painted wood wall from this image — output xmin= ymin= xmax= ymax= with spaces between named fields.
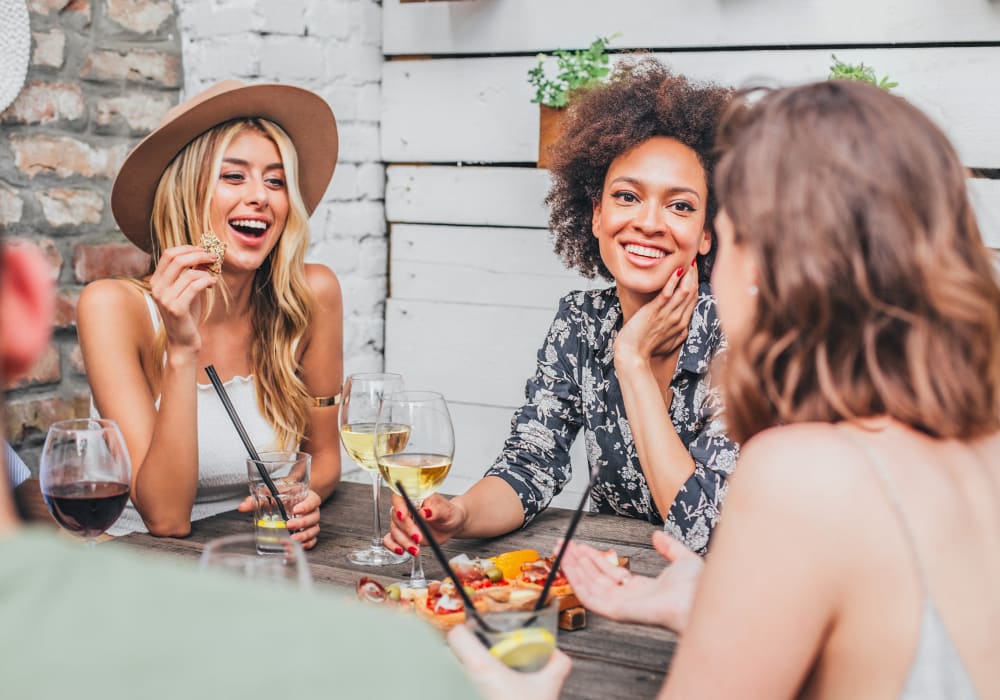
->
xmin=379 ymin=0 xmax=1000 ymax=505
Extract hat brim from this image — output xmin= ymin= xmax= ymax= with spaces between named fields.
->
xmin=112 ymin=83 xmax=338 ymax=253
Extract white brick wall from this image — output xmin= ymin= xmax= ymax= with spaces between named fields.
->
xmin=175 ymin=0 xmax=387 ymax=383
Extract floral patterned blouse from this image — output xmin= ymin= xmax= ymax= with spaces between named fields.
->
xmin=484 ymin=284 xmax=739 ymax=554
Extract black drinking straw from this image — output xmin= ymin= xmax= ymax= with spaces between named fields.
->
xmin=205 ymin=365 xmax=289 ymax=522
xmin=531 ymin=474 xmax=597 ymax=613
xmin=394 ymin=482 xmax=498 ymax=634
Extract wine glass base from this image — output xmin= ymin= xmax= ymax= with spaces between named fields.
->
xmin=347 ymin=546 xmax=410 ymax=566
xmin=397 ymin=576 xmax=439 ymax=591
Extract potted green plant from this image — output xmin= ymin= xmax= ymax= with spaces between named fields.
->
xmin=828 ymin=55 xmax=898 ymax=90
xmin=527 ymin=35 xmax=617 ymax=168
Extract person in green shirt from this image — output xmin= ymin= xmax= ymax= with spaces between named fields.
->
xmin=0 ymin=241 xmax=482 ymax=699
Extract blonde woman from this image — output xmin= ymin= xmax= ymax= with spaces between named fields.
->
xmin=78 ymin=82 xmax=343 ymax=547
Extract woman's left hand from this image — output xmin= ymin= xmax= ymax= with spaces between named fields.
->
xmin=237 ymin=488 xmax=322 ymax=550
xmin=447 ymin=625 xmax=572 ymax=700
xmin=561 ymin=531 xmax=704 ymax=633
xmin=615 ymin=260 xmax=699 ymax=363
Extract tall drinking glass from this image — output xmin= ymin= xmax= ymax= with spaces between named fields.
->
xmin=376 ymin=390 xmax=454 ymax=590
xmin=339 ymin=373 xmax=410 ymax=565
xmin=39 ymin=418 xmax=132 ymax=546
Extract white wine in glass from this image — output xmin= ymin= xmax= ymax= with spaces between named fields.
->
xmin=376 ymin=390 xmax=454 ymax=590
xmin=339 ymin=373 xmax=411 ymax=566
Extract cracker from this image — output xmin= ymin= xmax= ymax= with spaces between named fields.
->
xmin=200 ymin=231 xmax=225 ymax=275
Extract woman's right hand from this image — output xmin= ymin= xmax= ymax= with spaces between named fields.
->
xmin=615 ymin=260 xmax=698 ymax=364
xmin=382 ymin=492 xmax=467 ymax=556
xmin=148 ymin=245 xmax=219 ymax=353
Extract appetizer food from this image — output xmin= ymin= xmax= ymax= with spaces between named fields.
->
xmin=353 ymin=548 xmax=629 ymax=630
xmin=515 ymin=549 xmax=629 ymax=611
xmin=415 ymin=556 xmax=518 ymax=630
xmin=200 ymin=230 xmax=226 ymax=275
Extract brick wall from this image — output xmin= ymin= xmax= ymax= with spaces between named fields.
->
xmin=1 ymin=0 xmax=181 ymax=467
xmin=2 ymin=0 xmax=388 ymax=471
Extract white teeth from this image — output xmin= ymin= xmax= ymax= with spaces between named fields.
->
xmin=624 ymin=243 xmax=665 ymax=259
xmin=231 ymin=219 xmax=267 ymax=230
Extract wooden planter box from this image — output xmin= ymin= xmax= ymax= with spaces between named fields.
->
xmin=538 ymin=105 xmax=566 ymax=169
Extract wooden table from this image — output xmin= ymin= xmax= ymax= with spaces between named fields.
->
xmin=117 ymin=481 xmax=677 ymax=699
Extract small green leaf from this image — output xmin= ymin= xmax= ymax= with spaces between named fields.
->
xmin=525 ymin=34 xmax=619 ymax=108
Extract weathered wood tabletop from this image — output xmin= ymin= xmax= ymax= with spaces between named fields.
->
xmin=116 ymin=480 xmax=676 ymax=699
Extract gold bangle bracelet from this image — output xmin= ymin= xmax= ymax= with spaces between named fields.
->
xmin=311 ymin=394 xmax=341 ymax=407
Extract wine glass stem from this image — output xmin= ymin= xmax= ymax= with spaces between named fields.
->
xmin=410 ymin=498 xmax=427 ymax=586
xmin=369 ymin=473 xmax=384 ymax=549
xmin=85 ymin=538 xmax=97 ymax=549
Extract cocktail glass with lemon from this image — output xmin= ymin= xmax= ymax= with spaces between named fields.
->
xmin=472 ymin=598 xmax=559 ymax=672
xmin=247 ymin=451 xmax=311 ymax=555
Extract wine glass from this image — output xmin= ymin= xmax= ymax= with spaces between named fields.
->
xmin=376 ymin=390 xmax=454 ymax=589
xmin=339 ymin=373 xmax=410 ymax=566
xmin=39 ymin=418 xmax=132 ymax=546
xmin=200 ymin=533 xmax=312 ymax=589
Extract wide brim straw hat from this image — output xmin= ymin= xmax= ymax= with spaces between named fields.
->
xmin=0 ymin=0 xmax=31 ymax=113
xmin=112 ymin=80 xmax=338 ymax=253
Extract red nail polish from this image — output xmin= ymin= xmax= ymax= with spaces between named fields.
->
xmin=396 ymin=510 xmax=404 ymax=521
xmin=675 ymin=267 xmax=684 ymax=278
xmin=691 ymin=258 xmax=697 ymax=267
xmin=423 ymin=508 xmax=432 ymax=518
xmin=411 ymin=533 xmax=420 ymax=544
xmin=394 ymin=547 xmax=404 ymax=555
xmin=408 ymin=546 xmax=418 ymax=556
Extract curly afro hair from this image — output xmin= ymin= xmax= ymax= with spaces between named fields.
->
xmin=546 ymin=56 xmax=732 ymax=281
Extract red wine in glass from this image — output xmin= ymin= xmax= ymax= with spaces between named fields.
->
xmin=43 ymin=481 xmax=130 ymax=539
xmin=40 ymin=418 xmax=133 ymax=546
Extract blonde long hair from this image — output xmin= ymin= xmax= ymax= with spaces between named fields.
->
xmin=140 ymin=118 xmax=313 ymax=449
xmin=714 ymin=80 xmax=1000 ymax=443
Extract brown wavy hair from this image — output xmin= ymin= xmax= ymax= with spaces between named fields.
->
xmin=714 ymin=80 xmax=1000 ymax=442
xmin=546 ymin=56 xmax=732 ymax=281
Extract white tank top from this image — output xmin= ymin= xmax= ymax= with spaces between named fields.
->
xmin=102 ymin=294 xmax=280 ymax=536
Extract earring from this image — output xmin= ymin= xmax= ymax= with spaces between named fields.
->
xmin=748 ymin=285 xmax=758 ymax=297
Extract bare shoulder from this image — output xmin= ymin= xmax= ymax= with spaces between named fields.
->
xmin=729 ymin=423 xmax=864 ymax=514
xmin=77 ymin=278 xmax=148 ymax=332
xmin=304 ymin=263 xmax=342 ymax=308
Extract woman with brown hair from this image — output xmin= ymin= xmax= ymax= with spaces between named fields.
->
xmin=77 ymin=82 xmax=343 ymax=546
xmin=385 ymin=58 xmax=738 ymax=558
xmin=454 ymin=79 xmax=999 ymax=698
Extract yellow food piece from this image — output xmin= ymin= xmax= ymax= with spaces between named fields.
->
xmin=490 ymin=549 xmax=540 ymax=581
xmin=489 ymin=628 xmax=556 ymax=671
xmin=256 ymin=518 xmax=287 ymax=529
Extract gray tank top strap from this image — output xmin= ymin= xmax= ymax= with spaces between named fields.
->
xmin=836 ymin=426 xmax=980 ymax=700
xmin=835 ymin=426 xmax=929 ymax=593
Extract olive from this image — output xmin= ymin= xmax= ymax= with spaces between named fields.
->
xmin=486 ymin=566 xmax=503 ymax=583
xmin=463 ymin=585 xmax=476 ymax=598
xmin=385 ymin=583 xmax=402 ymax=601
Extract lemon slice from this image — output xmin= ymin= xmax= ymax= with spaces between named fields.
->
xmin=256 ymin=518 xmax=287 ymax=529
xmin=489 ymin=628 xmax=556 ymax=671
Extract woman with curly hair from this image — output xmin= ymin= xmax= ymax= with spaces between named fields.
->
xmin=77 ymin=81 xmax=343 ymax=547
xmin=466 ymin=79 xmax=999 ymax=698
xmin=385 ymin=58 xmax=738 ymax=557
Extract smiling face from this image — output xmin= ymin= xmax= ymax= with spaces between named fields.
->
xmin=208 ymin=128 xmax=289 ymax=273
xmin=592 ymin=136 xmax=712 ymax=305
